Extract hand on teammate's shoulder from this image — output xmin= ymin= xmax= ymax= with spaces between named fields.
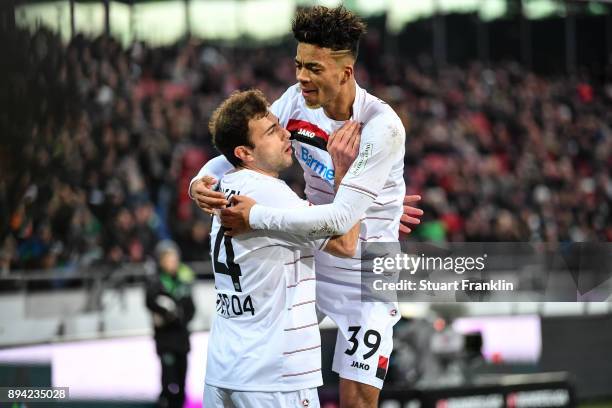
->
xmin=192 ymin=176 xmax=229 ymax=214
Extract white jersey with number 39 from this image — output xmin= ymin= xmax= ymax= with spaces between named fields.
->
xmin=205 ymin=169 xmax=328 ymax=392
xmin=268 ymin=81 xmax=405 ymax=390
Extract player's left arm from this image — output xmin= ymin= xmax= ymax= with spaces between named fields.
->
xmin=222 ymin=116 xmax=407 ymax=238
xmin=327 ymin=120 xmax=423 ymax=236
xmin=337 ymin=115 xmax=404 ymax=200
xmin=340 ymin=117 xmax=423 ymax=236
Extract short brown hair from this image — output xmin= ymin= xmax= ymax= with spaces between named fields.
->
xmin=209 ymin=90 xmax=269 ymax=167
xmin=292 ymin=5 xmax=367 ymax=59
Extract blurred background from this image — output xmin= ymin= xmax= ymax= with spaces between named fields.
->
xmin=0 ymin=0 xmax=611 ymax=407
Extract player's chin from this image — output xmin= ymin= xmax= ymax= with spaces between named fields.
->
xmin=303 ymin=94 xmax=321 ymax=108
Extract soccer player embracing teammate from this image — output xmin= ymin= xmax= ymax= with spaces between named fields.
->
xmin=192 ymin=6 xmax=423 ymax=407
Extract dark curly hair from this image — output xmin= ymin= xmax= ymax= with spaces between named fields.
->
xmin=292 ymin=5 xmax=367 ymax=59
xmin=209 ymin=90 xmax=269 ymax=167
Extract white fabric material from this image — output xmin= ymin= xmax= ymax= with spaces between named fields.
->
xmin=205 ymin=169 xmax=327 ymax=392
xmin=249 ymin=185 xmax=371 ymax=238
xmin=204 ymin=384 xmax=320 ymax=408
xmin=328 ymin=300 xmax=399 ymax=389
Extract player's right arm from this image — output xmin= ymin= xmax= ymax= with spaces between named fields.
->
xmin=189 ymin=156 xmax=233 ymax=214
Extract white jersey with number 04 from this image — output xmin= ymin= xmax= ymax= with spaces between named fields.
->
xmin=205 ymin=169 xmax=328 ymax=392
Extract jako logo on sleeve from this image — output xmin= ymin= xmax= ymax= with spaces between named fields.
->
xmin=300 ymin=147 xmax=334 ymax=181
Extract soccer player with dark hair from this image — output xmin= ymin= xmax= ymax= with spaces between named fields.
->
xmin=191 ymin=6 xmax=423 ymax=407
xmin=203 ymin=89 xmax=360 ymax=407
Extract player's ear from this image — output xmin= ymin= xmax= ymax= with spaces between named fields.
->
xmin=234 ymin=146 xmax=252 ymax=163
xmin=341 ymin=64 xmax=353 ymax=85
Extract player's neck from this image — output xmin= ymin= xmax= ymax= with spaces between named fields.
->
xmin=238 ymin=164 xmax=279 ymax=179
xmin=323 ymin=80 xmax=356 ymax=121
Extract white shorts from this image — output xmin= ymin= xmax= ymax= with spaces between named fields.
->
xmin=317 ymin=278 xmax=400 ymax=389
xmin=204 ymin=384 xmax=320 ymax=408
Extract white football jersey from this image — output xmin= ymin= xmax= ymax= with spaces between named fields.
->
xmin=270 ymin=83 xmax=406 ymax=282
xmin=205 ymin=169 xmax=328 ymax=392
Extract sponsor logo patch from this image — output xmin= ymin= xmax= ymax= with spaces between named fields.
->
xmin=300 ymin=146 xmax=334 ymax=181
xmin=349 ymin=142 xmax=373 ymax=176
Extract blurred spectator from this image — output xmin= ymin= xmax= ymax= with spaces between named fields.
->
xmin=145 ymin=240 xmax=195 ymax=408
xmin=177 ymin=218 xmax=211 ymax=262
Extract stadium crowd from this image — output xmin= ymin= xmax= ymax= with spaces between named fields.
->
xmin=1 ymin=27 xmax=611 ymax=272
